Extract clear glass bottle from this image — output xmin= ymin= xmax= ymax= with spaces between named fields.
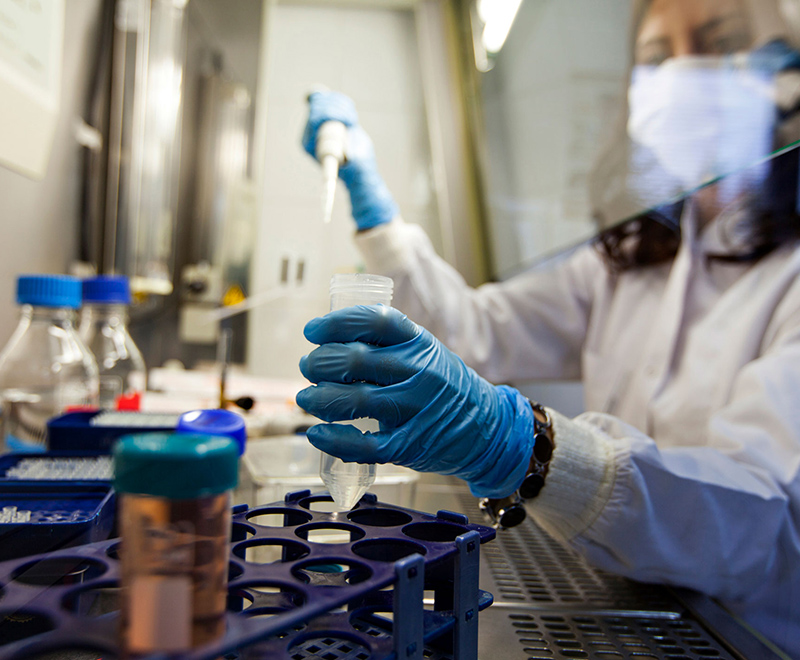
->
xmin=0 ymin=275 xmax=99 ymax=452
xmin=79 ymin=275 xmax=147 ymax=410
xmin=321 ymin=273 xmax=394 ymax=510
xmin=114 ymin=432 xmax=238 ymax=657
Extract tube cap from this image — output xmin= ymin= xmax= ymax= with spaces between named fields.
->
xmin=177 ymin=409 xmax=247 ymax=456
xmin=82 ymin=275 xmax=132 ymax=304
xmin=17 ymin=275 xmax=82 ymax=309
xmin=113 ymin=432 xmax=239 ymax=499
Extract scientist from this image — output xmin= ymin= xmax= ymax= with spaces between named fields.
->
xmin=297 ymin=0 xmax=800 ymax=655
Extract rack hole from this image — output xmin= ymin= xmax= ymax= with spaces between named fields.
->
xmin=62 ymin=581 xmax=120 ymax=617
xmin=0 ymin=611 xmax=55 ymax=646
xmin=299 ymin=495 xmax=359 ymax=513
xmin=12 ymin=557 xmax=107 ymax=587
xmin=233 ymin=539 xmax=310 ymax=565
xmin=293 ymin=560 xmax=371 ymax=586
xmin=246 ymin=508 xmax=313 ymax=527
xmin=402 ymin=521 xmax=468 ymax=543
xmin=347 ymin=508 xmax=413 ymax=527
xmin=296 ymin=523 xmax=365 ymax=544
xmin=230 ymin=582 xmax=305 ymax=616
xmin=352 ymin=539 xmax=426 ymax=563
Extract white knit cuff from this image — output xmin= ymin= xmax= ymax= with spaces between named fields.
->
xmin=526 ymin=409 xmax=616 ymax=542
xmin=354 ymin=218 xmax=422 ymax=275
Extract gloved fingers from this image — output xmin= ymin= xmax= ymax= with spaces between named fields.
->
xmin=308 ymin=90 xmax=359 ymax=125
xmin=304 ymin=305 xmax=421 ymax=347
xmin=302 ymin=91 xmax=359 ymax=158
xmin=300 ymin=342 xmax=417 ymax=386
xmin=306 ymin=423 xmax=388 ymax=464
xmin=296 ymin=381 xmax=418 ymax=427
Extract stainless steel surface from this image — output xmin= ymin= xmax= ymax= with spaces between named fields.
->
xmin=413 ymin=474 xmax=784 ymax=660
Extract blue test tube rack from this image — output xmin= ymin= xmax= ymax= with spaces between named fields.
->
xmin=0 ymin=489 xmax=495 ymax=660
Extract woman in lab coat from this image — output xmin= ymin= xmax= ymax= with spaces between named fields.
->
xmin=297 ymin=0 xmax=800 ymax=654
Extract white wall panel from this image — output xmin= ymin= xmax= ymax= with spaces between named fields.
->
xmin=248 ymin=2 xmax=439 ymax=379
xmin=0 ymin=0 xmax=103 ymax=346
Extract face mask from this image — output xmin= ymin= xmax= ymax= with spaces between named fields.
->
xmin=627 ymin=56 xmax=777 ymax=198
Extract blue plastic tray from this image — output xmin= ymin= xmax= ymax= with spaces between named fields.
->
xmin=0 ymin=483 xmax=115 ymax=561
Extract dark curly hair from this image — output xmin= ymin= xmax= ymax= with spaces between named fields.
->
xmin=595 ymin=130 xmax=800 ymax=272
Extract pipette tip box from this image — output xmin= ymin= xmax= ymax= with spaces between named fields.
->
xmin=47 ymin=410 xmax=181 ymax=452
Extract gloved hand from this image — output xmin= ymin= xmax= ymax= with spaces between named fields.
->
xmin=302 ymin=91 xmax=399 ymax=231
xmin=296 ymin=305 xmax=536 ymax=498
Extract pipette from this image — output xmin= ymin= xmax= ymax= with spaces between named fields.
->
xmin=316 ymin=120 xmax=347 ymax=224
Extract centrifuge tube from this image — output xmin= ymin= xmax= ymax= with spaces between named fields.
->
xmin=321 ymin=274 xmax=393 ymax=510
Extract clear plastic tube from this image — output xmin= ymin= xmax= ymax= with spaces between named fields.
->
xmin=322 ymin=273 xmax=393 ymax=510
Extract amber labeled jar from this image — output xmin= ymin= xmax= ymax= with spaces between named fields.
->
xmin=113 ymin=432 xmax=238 ymax=657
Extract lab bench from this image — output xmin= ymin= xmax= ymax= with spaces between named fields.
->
xmin=412 ymin=476 xmax=789 ymax=660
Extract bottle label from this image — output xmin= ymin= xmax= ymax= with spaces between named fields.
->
xmin=128 ymin=575 xmax=192 ymax=652
xmin=125 ymin=520 xmax=195 ymax=652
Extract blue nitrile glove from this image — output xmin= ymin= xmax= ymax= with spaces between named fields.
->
xmin=295 ymin=305 xmax=536 ymax=498
xmin=302 ymin=91 xmax=399 ymax=231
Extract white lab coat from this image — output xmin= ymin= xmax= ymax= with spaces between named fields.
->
xmin=355 ymin=209 xmax=800 ymax=657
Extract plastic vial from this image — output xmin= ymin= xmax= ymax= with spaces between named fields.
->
xmin=114 ymin=432 xmax=238 ymax=657
xmin=79 ymin=275 xmax=147 ymax=410
xmin=321 ymin=273 xmax=394 ymax=510
xmin=0 ymin=275 xmax=99 ymax=452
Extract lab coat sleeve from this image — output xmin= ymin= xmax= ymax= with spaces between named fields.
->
xmin=529 ymin=318 xmax=800 ymax=602
xmin=354 ymin=219 xmax=601 ymax=383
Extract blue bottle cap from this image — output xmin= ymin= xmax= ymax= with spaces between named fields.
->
xmin=177 ymin=409 xmax=247 ymax=456
xmin=17 ymin=275 xmax=82 ymax=309
xmin=82 ymin=275 xmax=132 ymax=304
xmin=113 ymin=432 xmax=239 ymax=499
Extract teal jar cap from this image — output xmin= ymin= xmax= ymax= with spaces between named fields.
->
xmin=113 ymin=432 xmax=239 ymax=499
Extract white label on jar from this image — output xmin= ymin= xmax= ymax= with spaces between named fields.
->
xmin=128 ymin=575 xmax=192 ymax=652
